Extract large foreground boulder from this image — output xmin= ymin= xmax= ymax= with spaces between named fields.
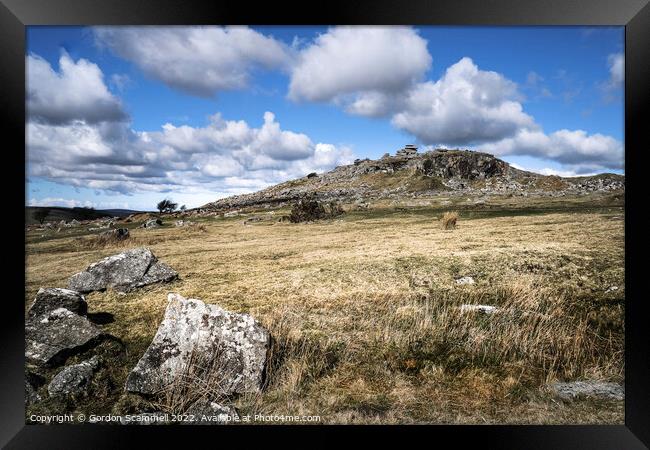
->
xmin=25 ymin=308 xmax=107 ymax=366
xmin=27 ymin=288 xmax=87 ymax=319
xmin=67 ymin=247 xmax=178 ymax=293
xmin=125 ymin=293 xmax=269 ymax=397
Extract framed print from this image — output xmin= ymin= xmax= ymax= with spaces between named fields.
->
xmin=1 ymin=0 xmax=648 ymax=447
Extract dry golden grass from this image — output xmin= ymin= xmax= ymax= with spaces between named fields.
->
xmin=25 ymin=197 xmax=625 ymax=424
xmin=152 ymin=345 xmax=235 ymax=415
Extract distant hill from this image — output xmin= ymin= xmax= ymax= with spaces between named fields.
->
xmin=202 ymin=148 xmax=625 ymax=211
xmin=25 ymin=206 xmax=145 ymax=225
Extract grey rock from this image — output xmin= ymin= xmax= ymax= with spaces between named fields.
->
xmin=184 ymin=399 xmax=239 ymax=424
xmin=455 ymin=276 xmax=475 ymax=285
xmin=133 ymin=262 xmax=178 ymax=289
xmin=141 ymin=218 xmax=163 ymax=228
xmin=125 ymin=293 xmax=269 ymax=397
xmin=100 ymin=228 xmax=130 ymax=240
xmin=27 ymin=288 xmax=87 ymax=319
xmin=550 ymin=381 xmax=624 ymax=401
xmin=48 ymin=356 xmax=100 ymax=397
xmin=460 ymin=304 xmax=498 ymax=314
xmin=25 ymin=308 xmax=106 ymax=366
xmin=67 ymin=247 xmax=178 ymax=293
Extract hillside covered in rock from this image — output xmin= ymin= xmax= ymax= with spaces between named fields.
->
xmin=202 ymin=147 xmax=624 ymax=212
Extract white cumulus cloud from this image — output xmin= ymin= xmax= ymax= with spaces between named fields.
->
xmin=27 ymin=52 xmax=127 ymax=124
xmin=392 ymin=57 xmax=536 ymax=145
xmin=94 ymin=26 xmax=293 ymax=97
xmin=28 ymin=110 xmax=354 ymax=196
xmin=288 ymin=26 xmax=431 ymax=113
xmin=478 ymin=128 xmax=624 ymax=172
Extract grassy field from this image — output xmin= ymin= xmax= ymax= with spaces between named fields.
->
xmin=25 ymin=193 xmax=625 ymax=424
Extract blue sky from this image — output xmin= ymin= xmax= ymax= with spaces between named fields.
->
xmin=26 ymin=26 xmax=624 ymax=210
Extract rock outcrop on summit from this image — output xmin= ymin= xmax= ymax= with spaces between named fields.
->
xmin=201 ymin=148 xmax=624 ymax=212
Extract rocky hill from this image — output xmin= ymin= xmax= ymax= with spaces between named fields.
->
xmin=202 ymin=148 xmax=624 ymax=212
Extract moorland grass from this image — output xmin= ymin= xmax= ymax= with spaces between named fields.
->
xmin=24 ymin=195 xmax=625 ymax=424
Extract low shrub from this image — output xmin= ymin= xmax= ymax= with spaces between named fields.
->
xmin=441 ymin=211 xmax=458 ymax=230
xmin=289 ymin=196 xmax=344 ymax=223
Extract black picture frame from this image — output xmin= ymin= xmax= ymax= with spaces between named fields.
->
xmin=2 ymin=0 xmax=648 ymax=448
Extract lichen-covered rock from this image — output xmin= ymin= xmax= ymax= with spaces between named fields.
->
xmin=125 ymin=293 xmax=269 ymax=397
xmin=100 ymin=228 xmax=130 ymax=240
xmin=141 ymin=218 xmax=163 ymax=228
xmin=48 ymin=356 xmax=100 ymax=397
xmin=27 ymin=288 xmax=87 ymax=319
xmin=550 ymin=381 xmax=624 ymax=401
xmin=133 ymin=262 xmax=178 ymax=289
xmin=184 ymin=399 xmax=239 ymax=424
xmin=25 ymin=308 xmax=106 ymax=366
xmin=67 ymin=247 xmax=178 ymax=293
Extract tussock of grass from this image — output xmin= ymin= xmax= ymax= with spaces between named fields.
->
xmin=289 ymin=197 xmax=344 ymax=223
xmin=72 ymin=231 xmax=129 ymax=249
xmin=71 ymin=233 xmax=165 ymax=251
xmin=441 ymin=211 xmax=458 ymax=229
xmin=152 ymin=345 xmax=235 ymax=414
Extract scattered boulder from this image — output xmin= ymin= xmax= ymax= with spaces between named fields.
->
xmin=48 ymin=356 xmax=100 ymax=397
xmin=27 ymin=288 xmax=87 ymax=319
xmin=549 ymin=381 xmax=624 ymax=401
xmin=25 ymin=308 xmax=107 ymax=366
xmin=460 ymin=304 xmax=498 ymax=314
xmin=100 ymin=228 xmax=130 ymax=240
xmin=134 ymin=261 xmax=179 ymax=290
xmin=125 ymin=293 xmax=270 ymax=397
xmin=141 ymin=218 xmax=163 ymax=228
xmin=184 ymin=399 xmax=239 ymax=424
xmin=67 ymin=247 xmax=178 ymax=293
xmin=455 ymin=276 xmax=475 ymax=285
